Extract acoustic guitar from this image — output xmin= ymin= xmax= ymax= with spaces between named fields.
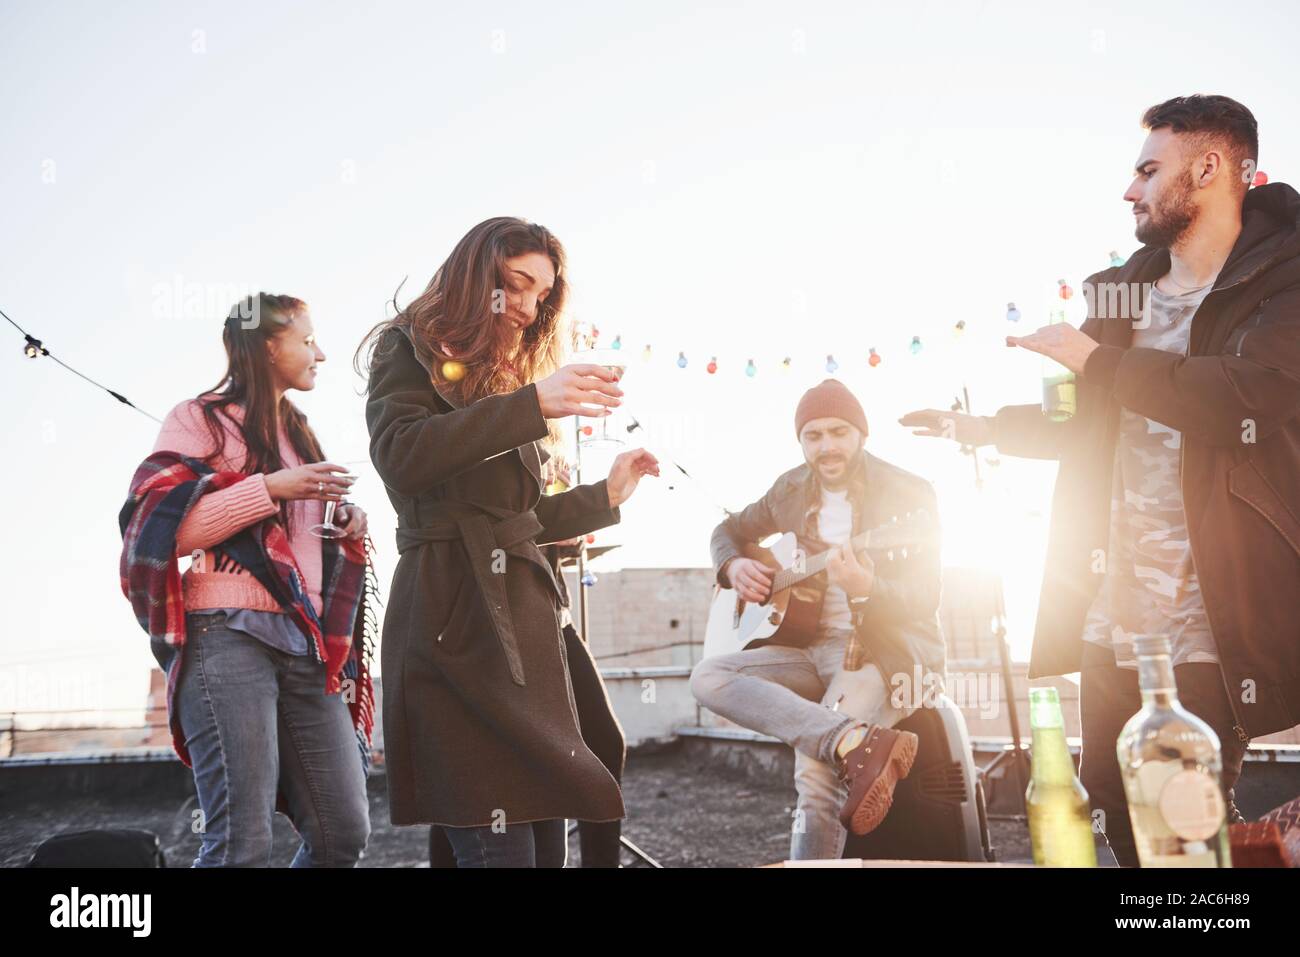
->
xmin=701 ymin=513 xmax=931 ymax=661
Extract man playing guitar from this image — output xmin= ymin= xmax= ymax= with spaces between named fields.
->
xmin=690 ymin=378 xmax=946 ymax=861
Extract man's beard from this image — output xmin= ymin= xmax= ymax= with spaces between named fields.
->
xmin=1134 ymin=167 xmax=1200 ymax=249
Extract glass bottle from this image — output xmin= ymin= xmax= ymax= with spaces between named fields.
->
xmin=1116 ymin=635 xmax=1232 ymax=867
xmin=1026 ymin=687 xmax=1097 ymax=866
xmin=1041 ymin=298 xmax=1077 ymax=421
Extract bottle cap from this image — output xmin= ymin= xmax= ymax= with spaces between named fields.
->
xmin=1133 ymin=634 xmax=1172 ymax=657
xmin=1028 ymin=687 xmax=1064 ymax=728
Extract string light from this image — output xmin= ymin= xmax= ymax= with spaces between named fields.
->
xmin=611 ymin=335 xmax=622 ymax=350
xmin=3 ymin=305 xmax=162 ymax=423
xmin=441 ymin=359 xmax=466 ymax=382
xmin=557 ymin=254 xmax=1124 ymax=381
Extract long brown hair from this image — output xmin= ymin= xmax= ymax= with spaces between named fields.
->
xmin=355 ymin=218 xmax=569 ymax=427
xmin=197 ymin=293 xmax=326 ymax=536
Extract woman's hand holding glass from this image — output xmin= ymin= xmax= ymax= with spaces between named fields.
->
xmin=265 ymin=462 xmax=356 ymax=502
xmin=263 ymin=461 xmax=362 ymax=540
xmin=535 ymin=364 xmax=624 ymax=419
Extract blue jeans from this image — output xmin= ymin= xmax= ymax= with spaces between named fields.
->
xmin=172 ymin=611 xmax=371 ymax=867
xmin=690 ymin=629 xmax=915 ymax=861
xmin=443 ymin=819 xmax=568 ymax=868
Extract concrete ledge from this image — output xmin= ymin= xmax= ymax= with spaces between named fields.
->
xmin=0 ymin=747 xmax=178 ymax=767
xmin=676 ymin=725 xmax=1300 ymax=763
xmin=0 ymin=748 xmax=195 ymax=802
xmin=678 ymin=725 xmax=793 ymax=779
xmin=676 ymin=725 xmax=1078 ymax=760
xmin=599 ymin=665 xmax=693 ymax=680
xmin=676 ymin=726 xmax=780 ymax=745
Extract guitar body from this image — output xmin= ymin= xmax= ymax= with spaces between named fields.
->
xmin=702 ymin=532 xmax=826 ymax=661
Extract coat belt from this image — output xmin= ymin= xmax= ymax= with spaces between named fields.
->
xmin=396 ymin=503 xmax=561 ymax=687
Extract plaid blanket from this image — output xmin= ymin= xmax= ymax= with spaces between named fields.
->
xmin=119 ymin=451 xmax=377 ymax=775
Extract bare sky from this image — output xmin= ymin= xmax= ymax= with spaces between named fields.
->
xmin=3 ymin=0 xmax=1295 ymax=720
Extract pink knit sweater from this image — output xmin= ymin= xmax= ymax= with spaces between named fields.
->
xmin=153 ymin=398 xmax=324 ymax=616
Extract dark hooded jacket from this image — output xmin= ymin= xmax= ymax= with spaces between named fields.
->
xmin=992 ymin=182 xmax=1300 ymax=742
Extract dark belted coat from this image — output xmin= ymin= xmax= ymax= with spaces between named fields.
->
xmin=365 ymin=324 xmax=625 ymax=827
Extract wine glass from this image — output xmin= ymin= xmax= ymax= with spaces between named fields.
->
xmin=572 ymin=347 xmax=627 ymax=449
xmin=309 ymin=459 xmax=367 ymax=538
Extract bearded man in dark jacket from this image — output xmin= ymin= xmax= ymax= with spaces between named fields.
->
xmin=903 ymin=94 xmax=1300 ymax=867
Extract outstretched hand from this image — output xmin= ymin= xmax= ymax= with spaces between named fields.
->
xmin=1005 ymin=323 xmax=1099 ymax=374
xmin=606 ymin=448 xmax=660 ymax=507
xmin=898 ymin=409 xmax=993 ymax=445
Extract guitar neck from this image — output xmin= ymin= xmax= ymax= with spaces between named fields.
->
xmin=772 ymin=528 xmax=877 ymax=592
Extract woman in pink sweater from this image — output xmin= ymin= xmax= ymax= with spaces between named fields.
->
xmin=153 ymin=292 xmax=372 ymax=867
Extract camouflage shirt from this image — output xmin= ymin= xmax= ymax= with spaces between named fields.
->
xmin=1081 ymin=282 xmax=1221 ymax=669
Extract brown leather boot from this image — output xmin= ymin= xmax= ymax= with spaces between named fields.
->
xmin=837 ymin=725 xmax=919 ymax=836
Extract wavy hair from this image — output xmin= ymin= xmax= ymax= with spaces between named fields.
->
xmin=196 ymin=293 xmax=326 ymax=536
xmin=356 ymin=217 xmax=569 ymax=411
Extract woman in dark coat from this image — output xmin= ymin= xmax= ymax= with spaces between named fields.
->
xmin=357 ymin=217 xmax=658 ymax=867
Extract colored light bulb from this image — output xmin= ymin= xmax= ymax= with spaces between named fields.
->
xmin=707 ymin=356 xmax=718 ymax=374
xmin=868 ymin=347 xmax=881 ymax=367
xmin=1109 ymin=250 xmax=1126 ymax=267
xmin=441 ymin=360 xmax=466 ymax=382
xmin=745 ymin=359 xmax=757 ymax=377
xmin=826 ymin=354 xmax=838 ymax=373
xmin=1254 ymin=170 xmax=1268 ymax=186
xmin=1006 ymin=302 xmax=1021 ymax=322
xmin=677 ymin=351 xmax=688 ymax=369
xmin=611 ymin=335 xmax=622 ymax=349
xmin=910 ymin=336 xmax=922 ymax=355
xmin=782 ymin=356 xmax=792 ymax=371
xmin=642 ymin=344 xmax=652 ymax=361
xmin=1057 ymin=279 xmax=1073 ymax=300
xmin=953 ymin=320 xmax=966 ymax=338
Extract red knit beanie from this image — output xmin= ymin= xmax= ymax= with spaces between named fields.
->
xmin=795 ymin=379 xmax=869 ymax=439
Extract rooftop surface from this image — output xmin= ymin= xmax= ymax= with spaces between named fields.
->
xmin=1 ymin=742 xmax=1041 ymax=868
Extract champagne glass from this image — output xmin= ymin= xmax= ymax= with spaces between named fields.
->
xmin=309 ymin=459 xmax=367 ymax=538
xmin=572 ymin=347 xmax=627 ymax=449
